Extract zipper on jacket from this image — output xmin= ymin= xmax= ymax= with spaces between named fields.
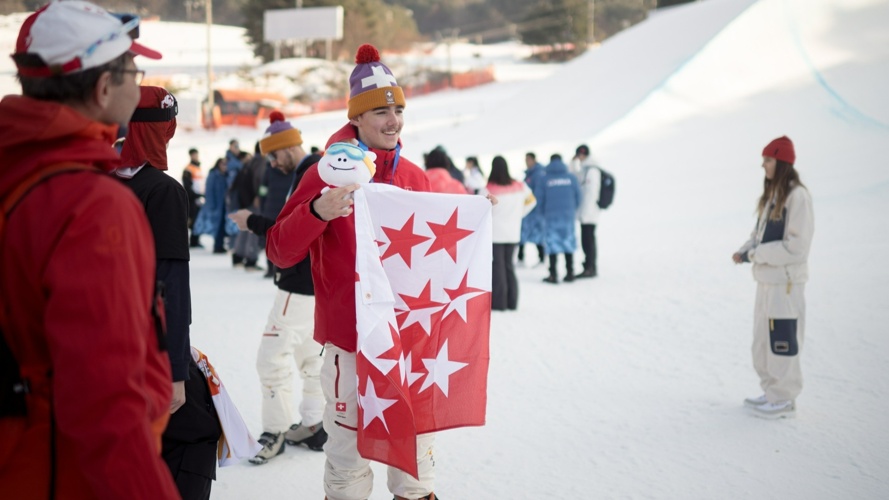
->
xmin=334 ymin=353 xmax=340 ymax=399
xmin=335 ymin=421 xmax=357 ymax=431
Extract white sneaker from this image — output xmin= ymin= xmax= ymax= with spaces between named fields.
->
xmin=749 ymin=400 xmax=795 ymax=419
xmin=743 ymin=394 xmax=768 ymax=407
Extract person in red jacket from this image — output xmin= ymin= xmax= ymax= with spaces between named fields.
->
xmin=266 ymin=44 xmax=436 ymax=500
xmin=424 ymin=148 xmax=469 ymax=194
xmin=0 ymin=3 xmax=179 ymax=499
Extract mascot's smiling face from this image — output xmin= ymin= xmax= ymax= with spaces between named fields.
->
xmin=318 ymin=142 xmax=377 ymax=186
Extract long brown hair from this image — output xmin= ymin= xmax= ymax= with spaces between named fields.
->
xmin=757 ymin=160 xmax=805 ymax=220
xmin=488 ymin=156 xmax=513 ymax=186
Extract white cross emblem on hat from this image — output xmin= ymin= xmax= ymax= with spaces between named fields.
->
xmin=361 ymin=65 xmax=398 ymax=89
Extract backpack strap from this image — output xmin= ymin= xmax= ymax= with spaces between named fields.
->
xmin=1 ymin=162 xmax=99 ymax=418
xmin=0 ymin=162 xmax=98 ymax=234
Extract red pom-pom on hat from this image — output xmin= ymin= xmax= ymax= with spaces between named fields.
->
xmin=269 ymin=110 xmax=286 ymax=123
xmin=355 ymin=44 xmax=380 ymax=64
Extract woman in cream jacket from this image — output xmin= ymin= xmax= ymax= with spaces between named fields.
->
xmin=733 ymin=136 xmax=814 ymax=419
xmin=487 ymin=156 xmax=536 ymax=310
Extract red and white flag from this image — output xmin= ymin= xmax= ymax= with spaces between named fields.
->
xmin=353 ymin=184 xmax=491 ymax=478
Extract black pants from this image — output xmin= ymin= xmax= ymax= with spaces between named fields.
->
xmin=549 ymin=253 xmax=574 ymax=277
xmin=162 ymin=360 xmax=222 ymax=500
xmin=580 ymin=224 xmax=597 ymax=273
xmin=517 ymin=243 xmax=545 ymax=263
xmin=213 ymin=212 xmax=227 ymax=253
xmin=492 ymin=243 xmax=518 ymax=310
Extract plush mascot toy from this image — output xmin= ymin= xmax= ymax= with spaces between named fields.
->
xmin=318 ymin=142 xmax=376 ymax=194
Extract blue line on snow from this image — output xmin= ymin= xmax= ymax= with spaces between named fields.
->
xmin=783 ymin=0 xmax=889 ymax=130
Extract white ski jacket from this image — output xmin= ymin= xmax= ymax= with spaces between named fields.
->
xmin=736 ymin=185 xmax=814 ymax=285
xmin=488 ymin=180 xmax=536 ymax=243
xmin=572 ymin=157 xmax=601 ymax=224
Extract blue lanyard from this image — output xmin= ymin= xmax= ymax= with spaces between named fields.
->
xmin=357 ymin=140 xmax=400 ymax=184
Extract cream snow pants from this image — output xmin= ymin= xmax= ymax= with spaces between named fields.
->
xmin=256 ymin=289 xmax=324 ymax=433
xmin=752 ymin=282 xmax=806 ymax=403
xmin=322 ymin=344 xmax=435 ymax=500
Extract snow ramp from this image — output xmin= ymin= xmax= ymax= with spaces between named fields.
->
xmin=426 ymin=0 xmax=759 ymax=156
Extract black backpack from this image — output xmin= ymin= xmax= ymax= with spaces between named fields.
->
xmin=597 ymin=167 xmax=615 ymax=209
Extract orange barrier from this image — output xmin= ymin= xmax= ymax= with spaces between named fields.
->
xmin=203 ymin=67 xmax=495 ymax=129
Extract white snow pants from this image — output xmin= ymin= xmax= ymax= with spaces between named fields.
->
xmin=321 ymin=344 xmax=435 ymax=500
xmin=256 ymin=290 xmax=324 ymax=433
xmin=752 ymin=282 xmax=806 ymax=402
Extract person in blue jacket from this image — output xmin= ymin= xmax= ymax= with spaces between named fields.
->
xmin=534 ymin=153 xmax=581 ymax=283
xmin=194 ymin=158 xmax=237 ymax=253
xmin=519 ymin=152 xmax=547 ymax=266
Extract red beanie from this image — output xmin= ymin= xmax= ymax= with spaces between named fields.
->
xmin=762 ymin=136 xmax=795 ymax=164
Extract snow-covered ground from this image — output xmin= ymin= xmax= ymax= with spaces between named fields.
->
xmin=4 ymin=0 xmax=889 ymax=497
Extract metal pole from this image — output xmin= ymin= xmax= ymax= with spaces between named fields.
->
xmin=588 ymin=0 xmax=596 ymax=45
xmin=206 ymin=0 xmax=214 ymax=114
xmin=295 ymin=0 xmax=305 ymax=58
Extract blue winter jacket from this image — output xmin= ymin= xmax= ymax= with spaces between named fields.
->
xmin=225 ymin=149 xmax=243 ymax=187
xmin=534 ymin=159 xmax=581 ymax=254
xmin=194 ymin=166 xmax=237 ymax=236
xmin=520 ymin=162 xmax=547 ymax=245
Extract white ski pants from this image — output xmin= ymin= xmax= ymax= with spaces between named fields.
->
xmin=256 ymin=290 xmax=324 ymax=433
xmin=321 ymin=345 xmax=435 ymax=500
xmin=752 ymin=282 xmax=806 ymax=402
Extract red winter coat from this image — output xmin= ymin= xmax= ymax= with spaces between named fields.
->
xmin=0 ymin=96 xmax=179 ymax=500
xmin=425 ymin=167 xmax=469 ymax=195
xmin=267 ymin=123 xmax=430 ymax=352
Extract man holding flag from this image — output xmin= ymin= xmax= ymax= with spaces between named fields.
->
xmin=268 ymin=44 xmax=491 ymax=500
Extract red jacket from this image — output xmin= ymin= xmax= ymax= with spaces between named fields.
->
xmin=0 ymin=96 xmax=179 ymax=499
xmin=267 ymin=123 xmax=430 ymax=352
xmin=425 ymin=167 xmax=469 ymax=194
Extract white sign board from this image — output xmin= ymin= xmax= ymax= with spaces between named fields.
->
xmin=264 ymin=6 xmax=344 ymax=42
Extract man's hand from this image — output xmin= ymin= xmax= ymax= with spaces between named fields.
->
xmin=312 ymin=184 xmax=361 ymax=221
xmin=486 ymin=193 xmax=499 ymax=206
xmin=732 ymin=252 xmax=743 ymax=264
xmin=228 ymin=209 xmax=252 ymax=230
xmin=170 ymin=381 xmax=186 ymax=414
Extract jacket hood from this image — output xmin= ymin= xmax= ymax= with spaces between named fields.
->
xmin=119 ymin=86 xmax=177 ymax=170
xmin=0 ymin=95 xmax=121 ymax=195
xmin=546 ymin=159 xmax=569 ymax=174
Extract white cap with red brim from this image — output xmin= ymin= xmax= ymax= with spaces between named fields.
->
xmin=14 ymin=0 xmax=162 ymax=78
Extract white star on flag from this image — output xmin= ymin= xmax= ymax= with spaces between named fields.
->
xmin=398 ymin=304 xmax=444 ymax=335
xmin=405 ymin=351 xmax=425 ymax=387
xmin=361 ymin=65 xmax=398 ymax=89
xmin=358 ymin=376 xmax=398 ymax=433
xmin=443 ymin=289 xmax=485 ymax=322
xmin=419 ymin=340 xmax=468 ymax=397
